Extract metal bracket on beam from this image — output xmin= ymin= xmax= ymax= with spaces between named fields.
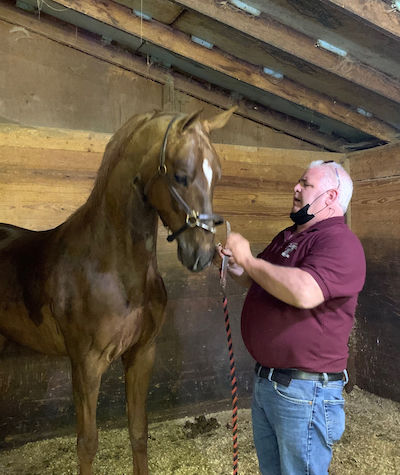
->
xmin=101 ymin=36 xmax=112 ymax=46
xmin=15 ymin=0 xmax=36 ymax=12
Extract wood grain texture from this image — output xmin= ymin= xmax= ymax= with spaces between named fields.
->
xmin=349 ymin=142 xmax=400 ymax=182
xmin=174 ymin=0 xmax=400 ymax=104
xmin=48 ymin=0 xmax=399 ymax=140
xmin=349 ymin=145 xmax=400 ymax=401
xmin=0 ymin=4 xmax=337 ymax=150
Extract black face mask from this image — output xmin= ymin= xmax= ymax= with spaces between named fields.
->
xmin=290 ymin=204 xmax=314 ymax=225
xmin=290 ymin=190 xmax=331 ymax=225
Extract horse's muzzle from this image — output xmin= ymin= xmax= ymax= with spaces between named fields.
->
xmin=177 ymin=238 xmax=215 ymax=272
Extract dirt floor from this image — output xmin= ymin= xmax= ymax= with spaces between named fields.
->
xmin=0 ymin=386 xmax=399 ymax=474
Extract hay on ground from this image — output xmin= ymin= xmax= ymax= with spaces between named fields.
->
xmin=0 ymin=386 xmax=399 ymax=474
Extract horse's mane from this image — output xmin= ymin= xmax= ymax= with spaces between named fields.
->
xmin=86 ymin=110 xmax=177 ymax=209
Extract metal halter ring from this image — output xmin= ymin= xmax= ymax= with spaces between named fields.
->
xmin=186 ymin=211 xmax=199 ymax=228
xmin=158 ymin=164 xmax=167 ymax=176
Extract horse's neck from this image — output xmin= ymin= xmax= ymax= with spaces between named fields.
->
xmin=61 ymin=120 xmax=164 ymax=259
xmin=63 ymin=169 xmax=159 ymax=259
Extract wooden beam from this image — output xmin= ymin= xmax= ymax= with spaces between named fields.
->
xmin=172 ymin=0 xmax=400 ymax=104
xmin=0 ymin=3 xmax=345 ymax=151
xmin=31 ymin=0 xmax=399 ymax=142
xmin=321 ymin=0 xmax=400 ymax=41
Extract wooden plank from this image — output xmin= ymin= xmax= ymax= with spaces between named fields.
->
xmin=322 ymin=0 xmax=400 ymax=40
xmin=115 ymin=0 xmax=182 ymax=24
xmin=0 ymin=6 xmax=341 ymax=151
xmin=351 ymin=178 xmax=400 ymax=240
xmin=0 ymin=129 xmax=341 ymax=234
xmin=35 ymin=0 xmax=399 ymax=141
xmin=171 ymin=91 xmax=341 ymax=151
xmin=175 ymin=9 xmax=400 ymax=130
xmin=173 ymin=0 xmax=400 ymax=104
xmin=348 ymin=142 xmax=400 ymax=182
xmin=0 ymin=15 xmax=162 ymax=133
xmin=355 ymin=237 xmax=400 ymax=402
xmin=170 ymin=94 xmax=321 ymax=150
xmin=215 ymin=143 xmax=345 ymax=167
xmin=245 ymin=1 xmax=399 ymax=81
xmin=346 ymin=140 xmax=400 ymax=401
xmin=0 ymin=124 xmax=110 ymax=152
xmin=0 ymin=144 xmax=99 ymax=229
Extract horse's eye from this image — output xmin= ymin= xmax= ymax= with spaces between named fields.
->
xmin=174 ymin=174 xmax=188 ymax=187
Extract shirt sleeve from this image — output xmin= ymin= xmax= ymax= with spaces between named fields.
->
xmin=298 ymin=231 xmax=366 ymax=300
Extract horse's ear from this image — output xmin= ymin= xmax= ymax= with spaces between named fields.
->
xmin=203 ymin=106 xmax=237 ymax=133
xmin=177 ymin=109 xmax=203 ymax=133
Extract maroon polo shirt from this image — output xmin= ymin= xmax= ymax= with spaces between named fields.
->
xmin=241 ymin=216 xmax=366 ymax=373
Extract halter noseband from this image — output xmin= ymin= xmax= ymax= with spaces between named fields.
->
xmin=150 ymin=116 xmax=224 ymax=242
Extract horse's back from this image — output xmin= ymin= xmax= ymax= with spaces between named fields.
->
xmin=0 ymin=223 xmax=67 ymax=354
xmin=0 ymin=223 xmax=36 ymax=249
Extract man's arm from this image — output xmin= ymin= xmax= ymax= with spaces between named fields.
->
xmin=227 ymin=261 xmax=253 ymax=288
xmin=226 ymin=232 xmax=324 ymax=309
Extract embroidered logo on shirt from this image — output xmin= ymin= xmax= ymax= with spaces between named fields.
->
xmin=281 ymin=242 xmax=298 ymax=258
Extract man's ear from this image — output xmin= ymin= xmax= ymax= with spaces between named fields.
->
xmin=327 ymin=188 xmax=339 ymax=204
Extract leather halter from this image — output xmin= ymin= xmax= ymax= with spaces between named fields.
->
xmin=147 ymin=115 xmax=224 ymax=242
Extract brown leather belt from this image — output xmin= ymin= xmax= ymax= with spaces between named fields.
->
xmin=255 ymin=362 xmax=344 ymax=387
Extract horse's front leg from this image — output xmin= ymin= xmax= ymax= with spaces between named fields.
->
xmin=122 ymin=342 xmax=156 ymax=475
xmin=70 ymin=353 xmax=108 ymax=475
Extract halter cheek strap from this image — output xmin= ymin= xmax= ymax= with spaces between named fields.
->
xmin=166 ymin=184 xmax=224 ymax=242
xmin=147 ymin=115 xmax=224 ymax=242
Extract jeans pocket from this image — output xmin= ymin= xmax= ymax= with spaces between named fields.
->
xmin=324 ymin=398 xmax=345 ymax=447
xmin=272 ymin=379 xmax=314 ymax=405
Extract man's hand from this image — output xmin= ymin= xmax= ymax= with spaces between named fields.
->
xmin=214 ymin=243 xmax=233 ymax=266
xmin=225 ymin=232 xmax=253 ymax=269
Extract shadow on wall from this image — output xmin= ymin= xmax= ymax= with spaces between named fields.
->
xmin=355 ymin=238 xmax=400 ymax=402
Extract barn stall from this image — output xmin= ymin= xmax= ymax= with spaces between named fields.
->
xmin=0 ymin=0 xmax=399 ymax=473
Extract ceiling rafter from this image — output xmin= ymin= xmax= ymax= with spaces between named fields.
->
xmin=171 ymin=0 xmax=400 ymax=104
xmin=321 ymin=0 xmax=400 ymax=40
xmin=1 ymin=3 xmax=346 ymax=151
xmin=36 ymin=0 xmax=398 ymax=142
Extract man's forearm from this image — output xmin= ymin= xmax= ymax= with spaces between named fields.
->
xmin=242 ymin=256 xmax=324 ymax=308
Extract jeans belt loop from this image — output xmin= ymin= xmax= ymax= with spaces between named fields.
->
xmin=267 ymin=367 xmax=274 ymax=382
xmin=343 ymin=369 xmax=349 ymax=385
xmin=322 ymin=372 xmax=328 ymax=387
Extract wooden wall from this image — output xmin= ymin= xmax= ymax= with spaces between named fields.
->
xmin=349 ymin=143 xmax=400 ymax=402
xmin=0 ymin=4 xmax=319 ymax=152
xmin=0 ymin=3 xmax=325 ymax=444
xmin=0 ymin=124 xmax=338 ymax=445
xmin=3 ymin=0 xmax=398 ymax=443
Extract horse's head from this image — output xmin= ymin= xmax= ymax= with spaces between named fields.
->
xmin=146 ymin=108 xmax=236 ymax=272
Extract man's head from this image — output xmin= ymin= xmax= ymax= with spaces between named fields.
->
xmin=291 ymin=160 xmax=353 ymax=226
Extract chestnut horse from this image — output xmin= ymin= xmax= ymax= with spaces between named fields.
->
xmin=0 ymin=107 xmax=235 ymax=474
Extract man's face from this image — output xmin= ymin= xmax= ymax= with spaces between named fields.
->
xmin=292 ymin=167 xmax=325 ymax=214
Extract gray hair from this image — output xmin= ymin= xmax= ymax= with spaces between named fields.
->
xmin=309 ymin=160 xmax=353 ymax=213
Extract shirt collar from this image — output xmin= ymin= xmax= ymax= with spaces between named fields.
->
xmin=284 ymin=216 xmax=346 ymax=239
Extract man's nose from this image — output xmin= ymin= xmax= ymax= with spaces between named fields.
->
xmin=294 ymin=182 xmax=301 ymax=193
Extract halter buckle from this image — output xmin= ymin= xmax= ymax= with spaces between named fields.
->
xmin=186 ymin=211 xmax=199 ymax=228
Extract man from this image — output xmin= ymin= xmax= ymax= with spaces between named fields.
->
xmin=217 ymin=160 xmax=366 ymax=474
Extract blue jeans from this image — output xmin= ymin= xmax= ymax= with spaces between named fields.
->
xmin=252 ymin=373 xmax=346 ymax=475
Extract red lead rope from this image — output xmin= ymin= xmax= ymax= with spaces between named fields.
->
xmin=222 ymin=292 xmax=239 ymax=474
